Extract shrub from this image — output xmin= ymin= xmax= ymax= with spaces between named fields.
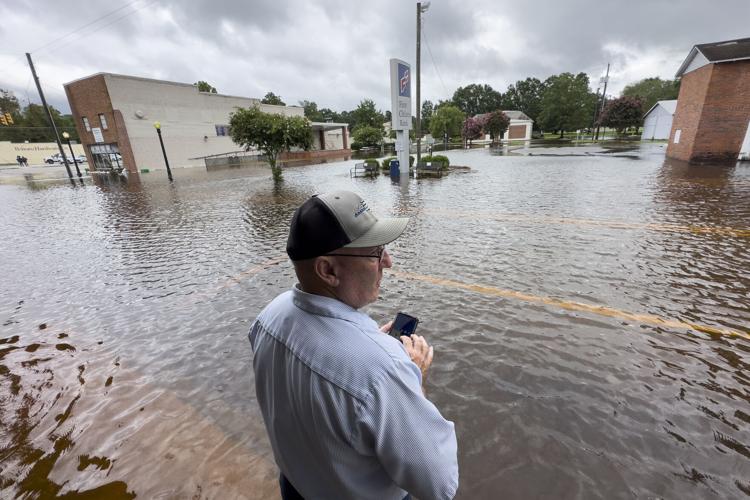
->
xmin=364 ymin=159 xmax=379 ymax=168
xmin=380 ymin=156 xmax=415 ymax=169
xmin=381 ymin=156 xmax=396 ymax=169
xmin=421 ymin=154 xmax=450 ymax=169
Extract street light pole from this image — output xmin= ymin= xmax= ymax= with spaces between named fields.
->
xmin=416 ymin=1 xmax=430 ymax=164
xmin=153 ymin=121 xmax=173 ymax=181
xmin=61 ymin=132 xmax=83 ymax=184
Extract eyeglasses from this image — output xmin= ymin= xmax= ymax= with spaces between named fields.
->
xmin=326 ymin=246 xmax=386 ymax=262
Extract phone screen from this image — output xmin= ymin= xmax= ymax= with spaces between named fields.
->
xmin=390 ymin=312 xmax=419 ymax=338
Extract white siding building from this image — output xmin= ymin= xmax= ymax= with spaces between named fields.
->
xmin=64 ymin=73 xmax=350 ymax=173
xmin=641 ymin=100 xmax=677 ymax=140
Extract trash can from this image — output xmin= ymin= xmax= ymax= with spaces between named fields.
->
xmin=389 ymin=159 xmax=400 ymax=178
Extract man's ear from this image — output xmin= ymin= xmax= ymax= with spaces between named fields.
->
xmin=314 ymin=257 xmax=339 ymax=287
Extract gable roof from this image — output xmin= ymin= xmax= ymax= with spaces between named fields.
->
xmin=643 ymin=100 xmax=677 ymax=119
xmin=676 ymin=37 xmax=750 ymax=77
xmin=502 ymin=110 xmax=532 ymax=121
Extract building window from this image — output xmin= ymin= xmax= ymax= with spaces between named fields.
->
xmin=215 ymin=124 xmax=230 ymax=136
xmin=99 ymin=113 xmax=108 ymax=130
xmin=82 ymin=117 xmax=91 ymax=131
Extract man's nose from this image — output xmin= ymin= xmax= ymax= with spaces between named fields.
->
xmin=381 ymin=249 xmax=393 ymax=268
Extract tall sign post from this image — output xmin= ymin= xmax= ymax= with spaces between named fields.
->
xmin=390 ymin=58 xmax=412 ymax=183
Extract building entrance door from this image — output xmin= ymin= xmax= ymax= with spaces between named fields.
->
xmin=89 ymin=143 xmax=123 ymax=171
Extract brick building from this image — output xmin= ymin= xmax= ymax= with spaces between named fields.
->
xmin=64 ymin=73 xmax=350 ymax=173
xmin=667 ymin=37 xmax=750 ymax=163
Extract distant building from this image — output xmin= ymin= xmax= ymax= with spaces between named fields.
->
xmin=63 ymin=73 xmax=350 ymax=173
xmin=641 ymin=100 xmax=677 ymax=140
xmin=477 ymin=110 xmax=533 ymax=141
xmin=667 ymin=37 xmax=750 ymax=163
xmin=502 ymin=111 xmax=533 ymax=141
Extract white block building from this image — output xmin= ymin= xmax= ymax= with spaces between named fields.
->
xmin=641 ymin=100 xmax=677 ymax=140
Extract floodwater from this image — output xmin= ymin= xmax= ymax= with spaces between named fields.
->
xmin=1 ymin=143 xmax=749 ymax=498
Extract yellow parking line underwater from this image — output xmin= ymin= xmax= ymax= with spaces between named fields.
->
xmin=389 ymin=270 xmax=750 ymax=341
xmin=216 ymin=256 xmax=748 ymax=341
xmin=424 ymin=209 xmax=750 ymax=238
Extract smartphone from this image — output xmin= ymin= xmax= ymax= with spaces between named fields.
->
xmin=389 ymin=312 xmax=419 ymax=339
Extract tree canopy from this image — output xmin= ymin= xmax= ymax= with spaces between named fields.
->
xmin=350 ymin=99 xmax=385 ymax=132
xmin=261 ymin=92 xmax=286 ymax=106
xmin=621 ymin=77 xmax=680 ymax=114
xmin=299 ymin=100 xmax=324 ymax=122
xmin=597 ymin=96 xmax=643 ymax=134
xmin=502 ymin=77 xmax=546 ymax=128
xmin=420 ymin=100 xmax=434 ymax=133
xmin=430 ymin=105 xmax=465 ymax=139
xmin=229 ymin=106 xmax=311 ymax=182
xmin=351 ymin=125 xmax=385 ymax=149
xmin=538 ymin=72 xmax=596 ymax=136
xmin=194 ymin=81 xmax=217 ymax=93
xmin=0 ymin=92 xmax=78 ymax=143
xmin=484 ymin=111 xmax=510 ymax=142
xmin=452 ymin=84 xmax=503 ymax=117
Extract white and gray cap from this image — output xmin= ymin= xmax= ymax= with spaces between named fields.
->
xmin=286 ymin=190 xmax=409 ymax=261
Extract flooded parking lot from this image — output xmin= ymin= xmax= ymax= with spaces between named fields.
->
xmin=1 ymin=143 xmax=749 ymax=498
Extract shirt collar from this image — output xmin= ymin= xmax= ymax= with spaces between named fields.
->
xmin=292 ymin=284 xmax=375 ymax=327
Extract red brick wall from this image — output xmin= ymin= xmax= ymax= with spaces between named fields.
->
xmin=692 ymin=61 xmax=750 ymax=162
xmin=666 ymin=64 xmax=712 ymax=162
xmin=64 ymin=75 xmax=137 ymax=173
xmin=667 ymin=60 xmax=750 ymax=163
xmin=508 ymin=124 xmax=526 ymax=139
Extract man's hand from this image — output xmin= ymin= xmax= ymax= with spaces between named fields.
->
xmin=400 ymin=335 xmax=434 ymax=380
xmin=379 ymin=321 xmax=393 ymax=334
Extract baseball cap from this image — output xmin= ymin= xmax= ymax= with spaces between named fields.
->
xmin=286 ymin=190 xmax=409 ymax=261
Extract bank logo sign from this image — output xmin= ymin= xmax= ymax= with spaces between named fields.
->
xmin=399 ymin=64 xmax=410 ymax=97
xmin=390 ymin=58 xmax=412 ymax=131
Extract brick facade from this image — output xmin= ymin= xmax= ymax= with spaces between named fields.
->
xmin=667 ymin=60 xmax=750 ymax=163
xmin=64 ymin=75 xmax=138 ymax=173
xmin=508 ymin=124 xmax=526 ymax=140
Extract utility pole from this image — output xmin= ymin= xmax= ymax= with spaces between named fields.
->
xmin=26 ymin=52 xmax=74 ymax=186
xmin=594 ymin=63 xmax=610 ymax=141
xmin=591 ymin=86 xmax=601 ymax=140
xmin=416 ymin=1 xmax=430 ymax=163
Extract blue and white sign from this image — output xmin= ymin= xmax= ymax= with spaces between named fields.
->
xmin=398 ymin=64 xmax=410 ymax=98
xmin=390 ymin=58 xmax=411 ymax=131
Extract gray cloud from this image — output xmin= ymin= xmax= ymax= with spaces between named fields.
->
xmin=0 ymin=0 xmax=748 ymax=115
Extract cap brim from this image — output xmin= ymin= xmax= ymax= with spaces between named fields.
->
xmin=343 ymin=217 xmax=409 ymax=248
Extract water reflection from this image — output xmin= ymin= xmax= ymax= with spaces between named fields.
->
xmin=1 ymin=146 xmax=749 ymax=498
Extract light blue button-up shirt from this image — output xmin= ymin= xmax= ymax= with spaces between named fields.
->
xmin=249 ymin=286 xmax=459 ymax=500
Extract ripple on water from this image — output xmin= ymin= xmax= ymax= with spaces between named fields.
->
xmin=1 ymin=148 xmax=750 ymax=498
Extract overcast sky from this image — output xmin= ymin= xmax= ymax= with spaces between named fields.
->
xmin=1 ymin=0 xmax=748 ymax=114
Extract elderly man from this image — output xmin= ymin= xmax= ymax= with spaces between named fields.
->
xmin=249 ymin=191 xmax=458 ymax=499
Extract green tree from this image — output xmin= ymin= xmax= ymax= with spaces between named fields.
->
xmin=538 ymin=72 xmax=596 ymax=137
xmin=621 ymin=77 xmax=680 ymax=114
xmin=429 ymin=105 xmax=465 ymax=139
xmin=485 ymin=110 xmax=510 ymax=143
xmin=420 ymin=100 xmax=434 ymax=133
xmin=194 ymin=81 xmax=217 ymax=93
xmin=351 ymin=125 xmax=385 ymax=149
xmin=452 ymin=84 xmax=503 ymax=116
xmin=229 ymin=106 xmax=312 ymax=182
xmin=318 ymin=108 xmax=341 ymax=122
xmin=299 ymin=100 xmax=324 ymax=121
xmin=350 ymin=99 xmax=384 ymax=132
xmin=502 ymin=77 xmax=546 ymax=129
xmin=597 ymin=96 xmax=643 ymax=135
xmin=261 ymin=92 xmax=286 ymax=106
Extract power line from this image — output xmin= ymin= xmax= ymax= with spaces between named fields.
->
xmin=31 ymin=0 xmax=145 ymax=54
xmin=422 ymin=24 xmax=449 ymax=97
xmin=40 ymin=0 xmax=161 ymax=56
